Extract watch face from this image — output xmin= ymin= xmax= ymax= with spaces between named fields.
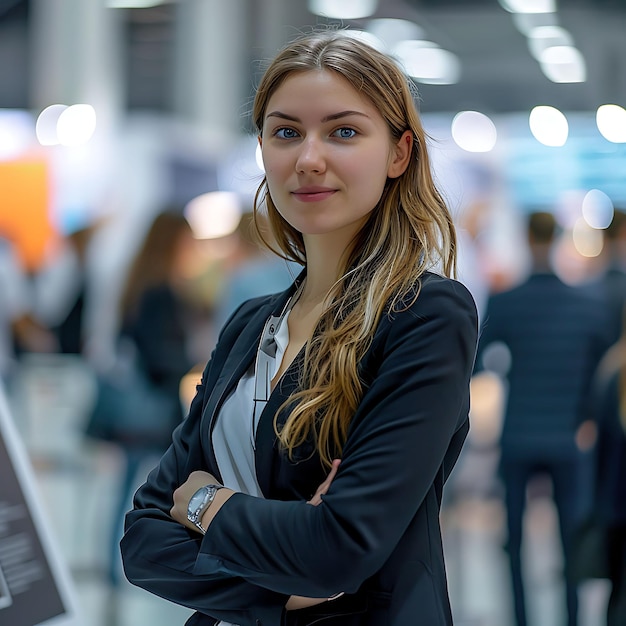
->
xmin=188 ymin=487 xmax=208 ymax=518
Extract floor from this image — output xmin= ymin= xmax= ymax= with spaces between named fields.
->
xmin=3 ymin=354 xmax=612 ymax=626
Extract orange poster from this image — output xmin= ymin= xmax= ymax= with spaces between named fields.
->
xmin=0 ymin=159 xmax=55 ymax=271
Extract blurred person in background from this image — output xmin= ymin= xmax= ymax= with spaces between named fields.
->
xmin=591 ymin=328 xmax=626 ymax=625
xmin=121 ymin=31 xmax=478 ymax=626
xmin=105 ymin=209 xmax=199 ymax=588
xmin=213 ymin=211 xmax=298 ymax=331
xmin=0 ymin=235 xmax=55 ymax=385
xmin=475 ymin=211 xmax=611 ymax=626
xmin=33 ymin=221 xmax=99 ymax=355
xmin=580 ymin=207 xmax=626 ymax=626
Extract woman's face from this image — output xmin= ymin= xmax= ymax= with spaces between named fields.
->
xmin=260 ymin=70 xmax=411 ymax=242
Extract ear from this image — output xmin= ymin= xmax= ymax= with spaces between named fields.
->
xmin=387 ymin=130 xmax=413 ymax=179
xmin=258 ymin=134 xmax=263 ymax=149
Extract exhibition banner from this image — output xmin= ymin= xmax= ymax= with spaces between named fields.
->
xmin=0 ymin=384 xmax=80 ymax=626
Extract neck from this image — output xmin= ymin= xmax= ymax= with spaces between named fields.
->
xmin=529 ymin=243 xmax=552 ymax=273
xmin=301 ymin=233 xmax=351 ymax=304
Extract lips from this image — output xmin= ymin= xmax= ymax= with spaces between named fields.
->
xmin=292 ymin=187 xmax=337 ymax=202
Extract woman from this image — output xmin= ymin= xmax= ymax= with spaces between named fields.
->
xmin=107 ymin=210 xmax=197 ymax=585
xmin=121 ymin=31 xmax=478 ymax=626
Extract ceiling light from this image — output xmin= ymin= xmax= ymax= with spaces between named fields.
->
xmin=393 ymin=41 xmax=460 ymax=85
xmin=342 ymin=29 xmax=386 ymax=51
xmin=451 ymin=111 xmax=497 ymax=153
xmin=107 ymin=0 xmax=166 ymax=7
xmin=308 ymin=0 xmax=378 ymax=20
xmin=366 ymin=18 xmax=423 ymax=50
xmin=527 ymin=26 xmax=573 ymax=60
xmin=539 ymin=46 xmax=586 ymax=83
xmin=596 ymin=104 xmax=626 ymax=143
xmin=499 ymin=0 xmax=556 ymax=13
xmin=529 ymin=106 xmax=568 ymax=146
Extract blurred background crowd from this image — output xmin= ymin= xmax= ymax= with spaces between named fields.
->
xmin=1 ymin=1 xmax=625 ymax=625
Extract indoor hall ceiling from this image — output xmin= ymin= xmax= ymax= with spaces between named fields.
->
xmin=300 ymin=0 xmax=626 ymax=114
xmin=0 ymin=0 xmax=625 ymax=115
xmin=395 ymin=0 xmax=626 ymax=113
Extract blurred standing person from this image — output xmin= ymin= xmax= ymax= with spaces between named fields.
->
xmin=581 ymin=208 xmax=626 ymax=626
xmin=105 ymin=209 xmax=198 ymax=587
xmin=34 ymin=223 xmax=98 ymax=355
xmin=475 ymin=211 xmax=611 ymax=626
xmin=592 ymin=333 xmax=626 ymax=625
xmin=0 ymin=236 xmax=55 ymax=384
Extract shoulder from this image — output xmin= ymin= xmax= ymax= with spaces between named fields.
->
xmin=419 ymin=272 xmax=477 ymax=306
xmin=404 ymin=272 xmax=477 ymax=319
xmin=382 ymin=272 xmax=478 ymax=337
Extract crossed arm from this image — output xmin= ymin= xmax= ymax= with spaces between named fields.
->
xmin=170 ymin=461 xmax=342 ymax=610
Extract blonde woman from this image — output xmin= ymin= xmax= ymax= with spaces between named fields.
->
xmin=121 ymin=31 xmax=478 ymax=626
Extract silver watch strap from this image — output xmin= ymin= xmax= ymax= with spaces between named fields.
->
xmin=189 ymin=484 xmax=222 ymax=533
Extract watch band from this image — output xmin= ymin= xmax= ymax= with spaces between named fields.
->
xmin=187 ymin=484 xmax=222 ymax=534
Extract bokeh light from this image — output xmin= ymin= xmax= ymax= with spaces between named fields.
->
xmin=529 ymin=106 xmax=568 ymax=146
xmin=451 ymin=111 xmax=498 ymax=153
xmin=56 ymin=104 xmax=97 ymax=146
xmin=184 ymin=191 xmax=242 ymax=240
xmin=582 ymin=189 xmax=614 ymax=230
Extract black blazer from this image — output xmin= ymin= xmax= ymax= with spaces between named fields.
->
xmin=475 ymin=272 xmax=611 ymax=459
xmin=121 ymin=272 xmax=478 ymax=626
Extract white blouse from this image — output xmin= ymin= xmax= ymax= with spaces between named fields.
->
xmin=211 ymin=311 xmax=290 ymax=626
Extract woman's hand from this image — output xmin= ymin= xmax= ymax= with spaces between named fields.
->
xmin=307 ymin=459 xmax=341 ymax=506
xmin=170 ymin=470 xmax=224 ymax=532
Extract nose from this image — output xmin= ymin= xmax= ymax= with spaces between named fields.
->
xmin=295 ymin=136 xmax=326 ymax=174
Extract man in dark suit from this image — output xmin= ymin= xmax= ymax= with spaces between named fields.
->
xmin=475 ymin=211 xmax=611 ymax=626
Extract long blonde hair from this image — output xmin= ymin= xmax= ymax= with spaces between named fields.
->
xmin=252 ymin=31 xmax=457 ymax=468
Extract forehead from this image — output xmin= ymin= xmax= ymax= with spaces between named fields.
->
xmin=264 ymin=69 xmax=378 ymax=119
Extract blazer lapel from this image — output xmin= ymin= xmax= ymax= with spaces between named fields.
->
xmin=200 ymin=276 xmax=304 ymax=478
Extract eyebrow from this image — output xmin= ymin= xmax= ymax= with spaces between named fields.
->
xmin=265 ymin=110 xmax=370 ymax=123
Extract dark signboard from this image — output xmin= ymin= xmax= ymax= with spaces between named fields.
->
xmin=0 ymin=385 xmax=80 ymax=626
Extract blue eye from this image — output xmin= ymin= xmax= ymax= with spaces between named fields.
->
xmin=275 ymin=128 xmax=299 ymax=139
xmin=334 ymin=128 xmax=356 ymax=139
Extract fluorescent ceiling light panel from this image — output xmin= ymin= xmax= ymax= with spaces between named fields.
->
xmin=308 ymin=0 xmax=378 ymax=19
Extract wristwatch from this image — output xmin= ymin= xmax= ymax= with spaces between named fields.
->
xmin=187 ymin=484 xmax=223 ymax=534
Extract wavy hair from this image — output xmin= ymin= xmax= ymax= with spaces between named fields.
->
xmin=252 ymin=31 xmax=457 ymax=468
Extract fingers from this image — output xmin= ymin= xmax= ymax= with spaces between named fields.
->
xmin=307 ymin=459 xmax=341 ymax=506
xmin=326 ymin=458 xmax=341 ymax=483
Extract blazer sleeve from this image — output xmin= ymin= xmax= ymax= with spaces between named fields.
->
xmin=120 ymin=300 xmax=290 ymax=626
xmin=193 ymin=277 xmax=478 ymax=598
